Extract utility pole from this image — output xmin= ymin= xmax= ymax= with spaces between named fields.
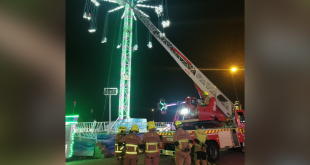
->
xmin=231 ymin=68 xmax=239 ymax=102
xmin=152 ymin=109 xmax=154 ymax=121
xmin=104 ymin=88 xmax=118 ymax=133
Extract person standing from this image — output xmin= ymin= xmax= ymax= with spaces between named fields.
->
xmin=143 ymin=121 xmax=160 ymax=165
xmin=119 ymin=125 xmax=144 ymax=165
xmin=115 ymin=126 xmax=127 ymax=165
xmin=173 ymin=121 xmax=193 ymax=165
xmin=193 ymin=123 xmax=208 ymax=165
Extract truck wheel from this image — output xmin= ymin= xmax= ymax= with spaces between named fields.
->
xmin=207 ymin=142 xmax=219 ymax=162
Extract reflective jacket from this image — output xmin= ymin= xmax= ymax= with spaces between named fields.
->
xmin=143 ymin=131 xmax=160 ymax=155
xmin=119 ymin=134 xmax=143 ymax=158
xmin=193 ymin=129 xmax=208 ymax=152
xmin=115 ymin=133 xmax=126 ymax=154
xmin=173 ymin=128 xmax=193 ymax=152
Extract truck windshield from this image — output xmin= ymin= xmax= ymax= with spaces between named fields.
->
xmin=237 ymin=112 xmax=245 ymax=123
xmin=191 ymin=99 xmax=196 ymax=105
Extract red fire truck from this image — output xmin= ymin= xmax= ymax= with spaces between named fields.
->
xmin=156 ymin=97 xmax=245 ymax=162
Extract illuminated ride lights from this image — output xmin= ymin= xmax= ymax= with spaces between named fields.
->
xmin=69 ymin=124 xmax=76 ymax=157
xmin=155 ymin=5 xmax=163 ymax=16
xmin=83 ymin=13 xmax=91 ymax=20
xmin=136 ymin=4 xmax=156 ymax=9
xmin=65 ymin=115 xmax=79 ymax=158
xmin=89 ymin=28 xmax=96 ymax=33
xmin=147 ymin=41 xmax=152 ymax=48
xmin=102 ymin=37 xmax=107 ymax=43
xmin=162 ymin=20 xmax=170 ymax=28
xmin=104 ymin=0 xmax=118 ymax=3
xmin=91 ymin=0 xmax=100 ymax=6
xmin=133 ymin=44 xmax=138 ymax=51
xmin=108 ymin=6 xmax=124 ymax=13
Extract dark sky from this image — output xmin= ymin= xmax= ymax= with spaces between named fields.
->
xmin=66 ymin=0 xmax=244 ymax=122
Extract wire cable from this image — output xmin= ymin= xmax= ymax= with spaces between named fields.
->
xmin=102 ymin=10 xmax=120 ymax=121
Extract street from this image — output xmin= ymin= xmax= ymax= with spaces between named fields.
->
xmin=66 ymin=149 xmax=244 ymax=165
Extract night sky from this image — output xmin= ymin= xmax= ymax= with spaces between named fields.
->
xmin=66 ymin=0 xmax=244 ymax=122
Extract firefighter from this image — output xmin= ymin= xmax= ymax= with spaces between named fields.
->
xmin=200 ymin=92 xmax=210 ymax=108
xmin=118 ymin=125 xmax=143 ymax=165
xmin=143 ymin=121 xmax=160 ymax=165
xmin=115 ymin=126 xmax=127 ymax=165
xmin=173 ymin=120 xmax=193 ymax=165
xmin=234 ymin=101 xmax=240 ymax=110
xmin=193 ymin=123 xmax=208 ymax=165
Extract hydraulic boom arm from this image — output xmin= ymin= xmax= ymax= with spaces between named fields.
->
xmin=115 ymin=0 xmax=234 ymax=118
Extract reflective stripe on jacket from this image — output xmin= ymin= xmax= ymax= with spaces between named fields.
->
xmin=173 ymin=128 xmax=192 ymax=151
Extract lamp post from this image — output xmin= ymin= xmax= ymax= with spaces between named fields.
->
xmin=152 ymin=109 xmax=154 ymax=122
xmin=73 ymin=101 xmax=76 ymax=114
xmin=231 ymin=68 xmax=239 ymax=102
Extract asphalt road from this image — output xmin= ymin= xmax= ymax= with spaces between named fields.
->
xmin=66 ymin=150 xmax=244 ymax=165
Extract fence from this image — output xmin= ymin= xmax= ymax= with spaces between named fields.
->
xmin=74 ymin=121 xmax=176 ymax=142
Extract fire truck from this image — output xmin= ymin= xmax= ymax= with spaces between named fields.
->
xmin=114 ymin=0 xmax=245 ymax=162
xmin=157 ymin=98 xmax=245 ymax=162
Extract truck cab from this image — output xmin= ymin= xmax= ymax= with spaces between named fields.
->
xmin=177 ymin=97 xmax=245 ymax=130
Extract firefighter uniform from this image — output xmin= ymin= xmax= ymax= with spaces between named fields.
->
xmin=119 ymin=125 xmax=143 ymax=165
xmin=115 ymin=126 xmax=127 ymax=165
xmin=143 ymin=121 xmax=160 ymax=165
xmin=193 ymin=128 xmax=208 ymax=165
xmin=173 ymin=121 xmax=193 ymax=165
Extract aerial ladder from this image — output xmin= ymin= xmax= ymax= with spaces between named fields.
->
xmin=115 ymin=0 xmax=236 ymax=127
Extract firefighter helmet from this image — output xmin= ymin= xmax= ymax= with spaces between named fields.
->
xmin=118 ymin=126 xmax=126 ymax=134
xmin=130 ymin=125 xmax=139 ymax=132
xmin=174 ymin=120 xmax=183 ymax=127
xmin=147 ymin=121 xmax=156 ymax=130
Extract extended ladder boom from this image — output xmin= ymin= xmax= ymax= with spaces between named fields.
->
xmin=115 ymin=0 xmax=234 ymax=118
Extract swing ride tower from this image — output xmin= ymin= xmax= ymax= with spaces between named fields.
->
xmin=118 ymin=0 xmax=134 ymax=120
xmin=82 ymin=0 xmax=169 ymax=120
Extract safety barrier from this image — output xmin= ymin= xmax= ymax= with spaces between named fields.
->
xmin=74 ymin=121 xmax=175 ymax=142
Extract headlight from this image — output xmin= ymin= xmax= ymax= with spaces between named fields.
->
xmin=180 ymin=108 xmax=188 ymax=115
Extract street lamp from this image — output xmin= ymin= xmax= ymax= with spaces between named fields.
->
xmin=230 ymin=68 xmax=239 ymax=102
xmin=152 ymin=109 xmax=154 ymax=122
xmin=73 ymin=101 xmax=76 ymax=114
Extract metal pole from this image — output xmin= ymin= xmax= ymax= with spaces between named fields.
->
xmin=152 ymin=109 xmax=154 ymax=121
xmin=73 ymin=102 xmax=76 ymax=114
xmin=108 ymin=95 xmax=111 ymax=134
xmin=231 ymin=72 xmax=239 ymax=101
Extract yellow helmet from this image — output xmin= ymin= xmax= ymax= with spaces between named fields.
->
xmin=147 ymin=121 xmax=156 ymax=130
xmin=130 ymin=125 xmax=139 ymax=132
xmin=174 ymin=120 xmax=183 ymax=127
xmin=118 ymin=126 xmax=126 ymax=134
xmin=203 ymin=92 xmax=209 ymax=96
